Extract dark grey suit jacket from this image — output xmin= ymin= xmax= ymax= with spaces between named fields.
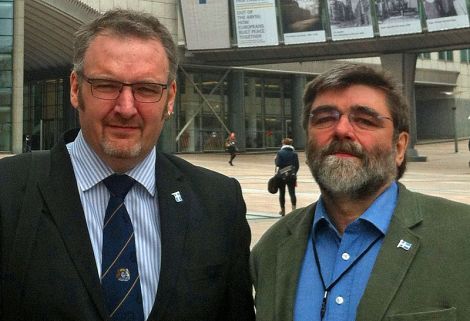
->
xmin=251 ymin=184 xmax=470 ymax=321
xmin=0 ymin=132 xmax=255 ymax=321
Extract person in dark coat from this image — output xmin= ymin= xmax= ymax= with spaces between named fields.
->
xmin=275 ymin=138 xmax=299 ymax=216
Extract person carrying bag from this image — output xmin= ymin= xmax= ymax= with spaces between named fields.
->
xmin=274 ymin=138 xmax=299 ymax=216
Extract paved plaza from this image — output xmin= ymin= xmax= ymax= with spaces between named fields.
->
xmin=2 ymin=140 xmax=470 ymax=247
xmin=177 ymin=140 xmax=470 ymax=247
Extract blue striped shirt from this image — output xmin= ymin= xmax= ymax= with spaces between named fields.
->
xmin=67 ymin=131 xmax=160 ymax=320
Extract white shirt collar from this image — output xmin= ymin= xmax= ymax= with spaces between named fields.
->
xmin=67 ymin=130 xmax=156 ymax=196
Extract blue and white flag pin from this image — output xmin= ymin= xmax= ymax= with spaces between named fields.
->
xmin=171 ymin=191 xmax=183 ymax=203
xmin=397 ymin=239 xmax=412 ymax=251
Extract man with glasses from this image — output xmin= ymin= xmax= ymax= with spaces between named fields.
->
xmin=251 ymin=63 xmax=470 ymax=321
xmin=0 ymin=9 xmax=254 ymax=321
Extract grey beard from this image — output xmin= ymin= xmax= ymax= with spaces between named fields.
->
xmin=307 ymin=141 xmax=397 ymax=200
xmin=101 ymin=138 xmax=143 ymax=159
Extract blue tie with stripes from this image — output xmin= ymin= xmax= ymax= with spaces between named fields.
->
xmin=102 ymin=174 xmax=144 ymax=321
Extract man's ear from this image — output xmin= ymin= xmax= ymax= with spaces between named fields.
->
xmin=70 ymin=71 xmax=80 ymax=110
xmin=395 ymin=131 xmax=409 ymax=166
xmin=164 ymin=80 xmax=177 ymax=120
xmin=167 ymin=80 xmax=176 ymax=114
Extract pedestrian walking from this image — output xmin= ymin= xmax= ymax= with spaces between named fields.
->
xmin=225 ymin=132 xmax=238 ymax=166
xmin=24 ymin=134 xmax=32 ymax=153
xmin=275 ymin=137 xmax=299 ymax=216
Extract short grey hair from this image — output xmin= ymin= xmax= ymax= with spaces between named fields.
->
xmin=72 ymin=9 xmax=178 ymax=82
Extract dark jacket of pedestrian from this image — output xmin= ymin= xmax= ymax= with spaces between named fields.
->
xmin=275 ymin=138 xmax=299 ymax=216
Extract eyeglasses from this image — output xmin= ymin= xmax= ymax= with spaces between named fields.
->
xmin=309 ymin=106 xmax=393 ymax=131
xmin=81 ymin=75 xmax=168 ymax=103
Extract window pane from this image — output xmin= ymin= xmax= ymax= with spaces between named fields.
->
xmin=0 ymin=87 xmax=11 ymax=105
xmin=0 ymin=19 xmax=12 ymax=35
xmin=0 ymin=36 xmax=12 ymax=53
xmin=0 ymin=54 xmax=11 ymax=69
xmin=0 ymin=3 xmax=13 ymax=18
xmin=0 ymin=69 xmax=11 ymax=87
xmin=446 ymin=51 xmax=454 ymax=61
xmin=462 ymin=49 xmax=470 ymax=63
xmin=0 ymin=106 xmax=11 ymax=151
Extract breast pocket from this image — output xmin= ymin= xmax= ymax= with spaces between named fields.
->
xmin=387 ymin=307 xmax=456 ymax=321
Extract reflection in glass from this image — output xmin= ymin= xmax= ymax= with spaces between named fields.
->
xmin=0 ymin=36 xmax=12 ymax=53
xmin=0 ymin=3 xmax=13 ymax=19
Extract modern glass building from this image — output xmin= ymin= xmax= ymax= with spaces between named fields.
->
xmin=5 ymin=0 xmax=470 ymax=155
xmin=0 ymin=0 xmax=13 ymax=151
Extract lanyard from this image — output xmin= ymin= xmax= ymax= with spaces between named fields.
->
xmin=312 ymin=234 xmax=381 ymax=320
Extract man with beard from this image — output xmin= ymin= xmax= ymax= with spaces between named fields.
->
xmin=251 ymin=63 xmax=470 ymax=321
xmin=0 ymin=9 xmax=254 ymax=321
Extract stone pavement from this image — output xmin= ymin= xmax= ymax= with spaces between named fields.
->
xmin=2 ymin=140 xmax=470 ymax=247
xmin=177 ymin=140 xmax=470 ymax=247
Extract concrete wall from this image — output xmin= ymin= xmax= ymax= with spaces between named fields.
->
xmin=77 ymin=0 xmax=178 ymax=36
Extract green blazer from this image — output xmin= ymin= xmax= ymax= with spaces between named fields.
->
xmin=251 ymin=183 xmax=470 ymax=321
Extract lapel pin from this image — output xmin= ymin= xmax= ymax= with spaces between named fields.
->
xmin=171 ymin=191 xmax=183 ymax=203
xmin=397 ymin=239 xmax=412 ymax=251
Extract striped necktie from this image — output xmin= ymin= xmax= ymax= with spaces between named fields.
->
xmin=101 ymin=174 xmax=144 ymax=321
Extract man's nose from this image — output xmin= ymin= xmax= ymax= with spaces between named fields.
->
xmin=114 ymin=86 xmax=138 ymax=117
xmin=333 ymin=114 xmax=355 ymax=139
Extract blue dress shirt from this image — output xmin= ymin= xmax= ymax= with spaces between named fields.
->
xmin=294 ymin=182 xmax=398 ymax=321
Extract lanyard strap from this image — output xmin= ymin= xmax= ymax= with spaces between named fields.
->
xmin=313 ymin=234 xmax=381 ymax=320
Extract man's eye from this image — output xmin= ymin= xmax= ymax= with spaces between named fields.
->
xmin=94 ymin=82 xmax=120 ymax=92
xmin=135 ymin=85 xmax=161 ymax=95
xmin=353 ymin=115 xmax=380 ymax=127
xmin=314 ymin=114 xmax=337 ymax=124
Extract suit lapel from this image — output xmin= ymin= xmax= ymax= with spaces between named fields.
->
xmin=151 ymin=153 xmax=191 ymax=320
xmin=356 ymin=185 xmax=422 ymax=321
xmin=39 ymin=141 xmax=108 ymax=320
xmin=275 ymin=204 xmax=316 ymax=321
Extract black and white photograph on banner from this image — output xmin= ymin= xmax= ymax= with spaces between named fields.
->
xmin=376 ymin=0 xmax=422 ymax=36
xmin=280 ymin=0 xmax=326 ymax=44
xmin=328 ymin=0 xmax=374 ymax=40
xmin=423 ymin=0 xmax=469 ymax=31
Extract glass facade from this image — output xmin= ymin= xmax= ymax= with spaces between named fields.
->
xmin=176 ymin=68 xmax=295 ymax=152
xmin=461 ymin=49 xmax=470 ymax=64
xmin=0 ymin=0 xmax=13 ymax=151
xmin=176 ymin=69 xmax=229 ymax=152
xmin=418 ymin=52 xmax=431 ymax=59
xmin=244 ymin=75 xmax=292 ymax=150
xmin=23 ymin=77 xmax=72 ymax=150
xmin=438 ymin=50 xmax=454 ymax=61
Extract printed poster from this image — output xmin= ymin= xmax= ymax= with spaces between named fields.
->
xmin=376 ymin=0 xmax=422 ymax=36
xmin=327 ymin=0 xmax=375 ymax=41
xmin=280 ymin=0 xmax=326 ymax=44
xmin=180 ymin=1 xmax=231 ymax=50
xmin=422 ymin=0 xmax=469 ymax=31
xmin=234 ymin=0 xmax=279 ymax=47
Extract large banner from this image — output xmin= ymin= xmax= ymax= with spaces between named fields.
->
xmin=234 ymin=0 xmax=279 ymax=47
xmin=280 ymin=0 xmax=326 ymax=44
xmin=423 ymin=0 xmax=469 ymax=31
xmin=328 ymin=0 xmax=375 ymax=40
xmin=376 ymin=0 xmax=422 ymax=36
xmin=180 ymin=1 xmax=231 ymax=50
